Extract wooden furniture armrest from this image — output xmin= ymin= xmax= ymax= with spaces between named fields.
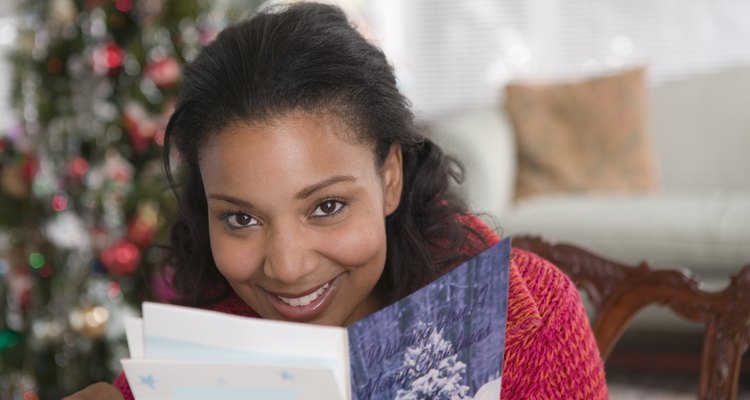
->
xmin=512 ymin=235 xmax=750 ymax=400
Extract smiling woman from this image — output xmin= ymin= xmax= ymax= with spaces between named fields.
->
xmin=65 ymin=2 xmax=607 ymax=399
xmin=200 ymin=114 xmax=402 ymax=326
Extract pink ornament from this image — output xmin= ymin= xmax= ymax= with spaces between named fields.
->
xmin=66 ymin=157 xmax=89 ymax=179
xmin=126 ymin=202 xmax=159 ymax=247
xmin=103 ymin=148 xmax=134 ymax=183
xmin=19 ymin=154 xmax=39 ymax=181
xmin=51 ymin=194 xmax=68 ymax=211
xmin=100 ymin=240 xmax=141 ymax=275
xmin=91 ymin=41 xmax=125 ymax=76
xmin=123 ymin=102 xmax=157 ymax=153
xmin=115 ymin=0 xmax=132 ymax=13
xmin=145 ymin=56 xmax=181 ymax=88
xmin=126 ymin=217 xmax=156 ymax=247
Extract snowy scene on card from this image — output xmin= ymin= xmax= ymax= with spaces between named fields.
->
xmin=347 ymin=238 xmax=510 ymax=400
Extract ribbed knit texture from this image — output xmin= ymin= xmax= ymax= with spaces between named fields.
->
xmin=502 ymin=249 xmax=608 ymax=399
xmin=114 ymin=216 xmax=608 ymax=399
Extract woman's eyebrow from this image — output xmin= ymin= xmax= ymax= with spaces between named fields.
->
xmin=207 ymin=175 xmax=356 ymax=206
xmin=295 ymin=175 xmax=356 ymax=200
xmin=207 ymin=194 xmax=254 ymax=209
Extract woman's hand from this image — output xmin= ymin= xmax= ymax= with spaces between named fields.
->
xmin=63 ymin=382 xmax=123 ymax=400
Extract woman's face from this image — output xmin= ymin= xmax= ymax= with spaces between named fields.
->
xmin=199 ymin=113 xmax=402 ymax=326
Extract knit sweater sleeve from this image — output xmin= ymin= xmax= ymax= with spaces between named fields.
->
xmin=501 ymin=249 xmax=608 ymax=399
xmin=113 ymin=371 xmax=134 ymax=400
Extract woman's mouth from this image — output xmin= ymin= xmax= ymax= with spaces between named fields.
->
xmin=266 ymin=276 xmax=340 ymax=322
xmin=275 ymin=282 xmax=330 ymax=306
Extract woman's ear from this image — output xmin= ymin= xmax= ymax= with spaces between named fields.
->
xmin=382 ymin=144 xmax=403 ymax=216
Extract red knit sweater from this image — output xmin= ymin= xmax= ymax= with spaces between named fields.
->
xmin=114 ymin=218 xmax=608 ymax=399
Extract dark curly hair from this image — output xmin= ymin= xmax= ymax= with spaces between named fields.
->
xmin=162 ymin=2 xmax=486 ymax=307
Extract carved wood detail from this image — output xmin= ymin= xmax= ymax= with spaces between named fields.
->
xmin=513 ymin=235 xmax=750 ymax=400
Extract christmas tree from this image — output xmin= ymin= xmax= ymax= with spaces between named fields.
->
xmin=0 ymin=0 xmax=261 ymax=398
xmin=396 ymin=322 xmax=472 ymax=400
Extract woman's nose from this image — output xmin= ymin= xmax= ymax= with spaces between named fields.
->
xmin=263 ymin=222 xmax=316 ymax=284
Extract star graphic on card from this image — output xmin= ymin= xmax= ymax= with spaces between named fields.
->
xmin=280 ymin=370 xmax=295 ymax=382
xmin=139 ymin=375 xmax=157 ymax=389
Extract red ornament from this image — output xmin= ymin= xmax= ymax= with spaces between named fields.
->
xmin=122 ymin=103 xmax=157 ymax=154
xmin=145 ymin=56 xmax=181 ymax=88
xmin=115 ymin=0 xmax=132 ymax=12
xmin=91 ymin=41 xmax=125 ymax=76
xmin=126 ymin=202 xmax=159 ymax=247
xmin=51 ymin=194 xmax=68 ymax=211
xmin=67 ymin=157 xmax=89 ymax=179
xmin=100 ymin=240 xmax=141 ymax=275
xmin=19 ymin=154 xmax=39 ymax=181
xmin=126 ymin=217 xmax=156 ymax=248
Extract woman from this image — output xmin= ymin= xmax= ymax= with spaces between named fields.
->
xmin=67 ymin=3 xmax=607 ymax=399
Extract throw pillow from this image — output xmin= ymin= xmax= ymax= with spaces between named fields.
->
xmin=504 ymin=68 xmax=660 ymax=201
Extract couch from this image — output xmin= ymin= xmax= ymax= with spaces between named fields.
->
xmin=426 ymin=66 xmax=750 ymax=332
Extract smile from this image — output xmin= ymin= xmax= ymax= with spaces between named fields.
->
xmin=276 ymin=282 xmax=331 ymax=307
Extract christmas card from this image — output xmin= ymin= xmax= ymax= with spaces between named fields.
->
xmin=121 ymin=237 xmax=511 ymax=400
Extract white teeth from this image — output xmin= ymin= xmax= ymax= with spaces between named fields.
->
xmin=277 ymin=283 xmax=330 ymax=307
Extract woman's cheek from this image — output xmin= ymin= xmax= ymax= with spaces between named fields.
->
xmin=323 ymin=217 xmax=387 ymax=269
xmin=210 ymin=229 xmax=264 ymax=282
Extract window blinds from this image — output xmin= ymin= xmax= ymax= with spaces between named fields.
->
xmin=364 ymin=0 xmax=750 ymax=116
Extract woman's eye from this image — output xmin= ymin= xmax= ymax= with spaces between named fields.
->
xmin=311 ymin=200 xmax=345 ymax=217
xmin=224 ymin=213 xmax=258 ymax=229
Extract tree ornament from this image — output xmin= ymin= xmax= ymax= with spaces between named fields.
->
xmin=115 ymin=0 xmax=133 ymax=13
xmin=145 ymin=56 xmax=181 ymax=88
xmin=66 ymin=157 xmax=90 ymax=180
xmin=100 ymin=239 xmax=140 ymax=275
xmin=91 ymin=41 xmax=126 ymax=77
xmin=19 ymin=153 xmax=39 ymax=182
xmin=30 ymin=317 xmax=65 ymax=345
xmin=126 ymin=201 xmax=159 ymax=247
xmin=103 ymin=148 xmax=134 ymax=184
xmin=0 ymin=330 xmax=21 ymax=353
xmin=44 ymin=212 xmax=91 ymax=249
xmin=122 ymin=102 xmax=158 ymax=154
xmin=31 ymin=170 xmax=58 ymax=198
xmin=86 ymin=148 xmax=135 ymax=202
xmin=136 ymin=0 xmax=165 ymax=20
xmin=3 ymin=244 xmax=33 ymax=330
xmin=0 ymin=161 xmax=31 ymax=200
xmin=68 ymin=305 xmax=109 ymax=338
xmin=47 ymin=0 xmax=78 ymax=28
xmin=82 ymin=0 xmax=108 ymax=11
xmin=50 ymin=194 xmax=68 ymax=211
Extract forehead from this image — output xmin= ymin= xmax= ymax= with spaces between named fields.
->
xmin=198 ymin=113 xmax=379 ymax=190
xmin=202 ymin=111 xmax=367 ymax=156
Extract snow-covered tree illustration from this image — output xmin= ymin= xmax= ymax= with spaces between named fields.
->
xmin=396 ymin=322 xmax=471 ymax=400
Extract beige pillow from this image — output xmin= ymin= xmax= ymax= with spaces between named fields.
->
xmin=505 ymin=68 xmax=660 ymax=201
